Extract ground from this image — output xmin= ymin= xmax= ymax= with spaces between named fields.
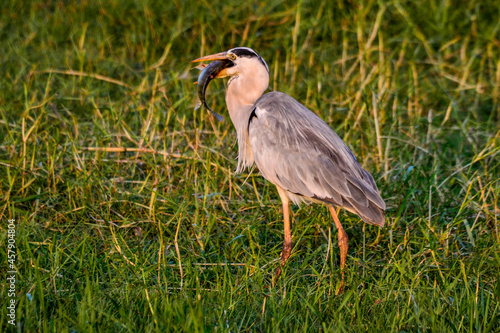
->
xmin=1 ymin=0 xmax=499 ymax=331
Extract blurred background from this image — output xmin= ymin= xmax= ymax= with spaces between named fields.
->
xmin=1 ymin=0 xmax=499 ymax=331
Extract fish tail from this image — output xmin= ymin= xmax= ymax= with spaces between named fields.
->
xmin=211 ymin=111 xmax=225 ymax=122
xmin=206 ymin=104 xmax=225 ymax=122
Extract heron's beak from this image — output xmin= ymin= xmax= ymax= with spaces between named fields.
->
xmin=191 ymin=52 xmax=234 ymax=78
xmin=190 ymin=52 xmax=228 ymax=63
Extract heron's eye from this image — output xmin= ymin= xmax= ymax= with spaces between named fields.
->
xmin=229 ymin=54 xmax=237 ymax=61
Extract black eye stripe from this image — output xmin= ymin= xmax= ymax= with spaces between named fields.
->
xmin=228 ymin=47 xmax=270 ymax=73
xmin=231 ymin=48 xmax=258 ymax=58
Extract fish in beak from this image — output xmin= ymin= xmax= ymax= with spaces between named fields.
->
xmin=191 ymin=53 xmax=235 ymax=121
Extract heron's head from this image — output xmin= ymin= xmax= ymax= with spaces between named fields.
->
xmin=191 ymin=47 xmax=269 ymax=79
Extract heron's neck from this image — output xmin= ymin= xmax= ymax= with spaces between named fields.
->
xmin=225 ymin=70 xmax=269 ymax=173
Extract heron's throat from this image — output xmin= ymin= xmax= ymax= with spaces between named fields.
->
xmin=225 ymin=71 xmax=269 ymax=173
xmin=226 ymin=71 xmax=269 ymax=109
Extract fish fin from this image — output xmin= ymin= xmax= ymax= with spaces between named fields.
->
xmin=193 ymin=64 xmax=207 ymax=71
xmin=195 ymin=100 xmax=202 ymax=110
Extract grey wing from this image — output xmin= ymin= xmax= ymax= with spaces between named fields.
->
xmin=249 ymin=92 xmax=386 ymax=226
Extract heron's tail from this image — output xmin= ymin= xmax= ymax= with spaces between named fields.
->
xmin=329 ymin=197 xmax=385 ymax=227
xmin=354 ymin=200 xmax=386 ymax=227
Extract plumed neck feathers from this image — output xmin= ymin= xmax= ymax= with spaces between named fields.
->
xmin=225 ymin=57 xmax=269 ymax=172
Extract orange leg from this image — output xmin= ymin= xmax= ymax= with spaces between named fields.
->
xmin=329 ymin=206 xmax=349 ymax=293
xmin=274 ymin=187 xmax=292 ymax=285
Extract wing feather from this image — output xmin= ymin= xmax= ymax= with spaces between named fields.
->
xmin=249 ymin=91 xmax=385 ymax=226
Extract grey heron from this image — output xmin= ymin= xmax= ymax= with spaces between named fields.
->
xmin=192 ymin=47 xmax=386 ymax=288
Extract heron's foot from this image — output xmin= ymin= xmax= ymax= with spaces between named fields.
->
xmin=272 ymin=266 xmax=282 ymax=287
xmin=334 ymin=261 xmax=347 ymax=295
xmin=335 ymin=278 xmax=345 ymax=295
xmin=272 ymin=242 xmax=292 ymax=287
xmin=279 ymin=242 xmax=292 ymax=266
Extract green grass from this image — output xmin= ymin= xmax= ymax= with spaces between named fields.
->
xmin=1 ymin=0 xmax=500 ymax=331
